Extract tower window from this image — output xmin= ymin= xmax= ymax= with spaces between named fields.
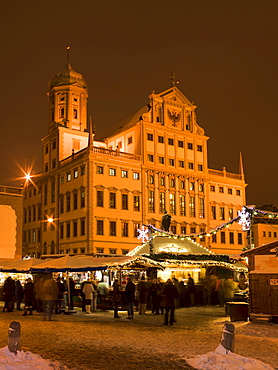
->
xmin=59 ymin=107 xmax=65 ymax=119
xmin=73 ymin=109 xmax=78 ymax=119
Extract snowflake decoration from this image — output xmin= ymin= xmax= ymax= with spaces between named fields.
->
xmin=238 ymin=207 xmax=251 ymax=231
xmin=137 ymin=226 xmax=150 ymax=243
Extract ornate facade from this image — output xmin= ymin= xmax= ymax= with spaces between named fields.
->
xmin=22 ymin=60 xmax=247 ymax=257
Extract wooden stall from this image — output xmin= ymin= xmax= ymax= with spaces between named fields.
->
xmin=242 ymin=241 xmax=278 ymax=322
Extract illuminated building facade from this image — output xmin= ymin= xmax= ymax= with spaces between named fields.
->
xmin=0 ymin=185 xmax=23 ymax=259
xmin=22 ymin=61 xmax=247 ymax=257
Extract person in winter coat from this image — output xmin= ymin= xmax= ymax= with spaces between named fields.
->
xmin=125 ymin=277 xmax=135 ymax=319
xmin=15 ymin=280 xmax=24 ymax=311
xmin=137 ymin=276 xmax=148 ymax=315
xmin=82 ymin=279 xmax=94 ymax=314
xmin=163 ymin=278 xmax=179 ymax=326
xmin=42 ymin=274 xmax=58 ymax=321
xmin=23 ymin=278 xmax=34 ymax=316
xmin=3 ymin=277 xmax=15 ymax=312
xmin=112 ymin=279 xmax=121 ymax=318
xmin=187 ymin=274 xmax=195 ymax=306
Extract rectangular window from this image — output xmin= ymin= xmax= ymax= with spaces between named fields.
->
xmin=274 ymin=232 xmax=277 ymax=238
xmin=52 ymin=159 xmax=56 ymax=170
xmin=169 ymin=158 xmax=175 ymax=166
xmin=51 ymin=182 xmax=55 ymax=203
xmin=228 ymin=188 xmax=232 ymax=195
xmin=122 ymin=222 xmax=129 ymax=237
xmin=66 ymin=223 xmax=70 ymax=238
xmin=73 ymin=193 xmax=78 ymax=209
xmin=169 ymin=193 xmax=176 ymax=215
xmin=168 ymin=138 xmax=174 ymax=146
xmin=221 ymin=231 xmax=226 ymax=243
xmin=212 ymin=233 xmax=217 ymax=243
xmin=171 ymin=225 xmax=176 ymax=234
xmin=188 ymin=143 xmax=193 ymax=150
xmin=188 ymin=162 xmax=194 ymax=170
xmin=180 ymin=194 xmax=186 ymax=216
xmin=211 ymin=205 xmax=216 ymax=220
xmin=181 ymin=226 xmax=186 ymax=234
xmin=199 ymin=198 xmax=205 ymax=218
xmin=44 ymin=185 xmax=48 ymax=206
xmin=236 ymin=189 xmax=241 ymax=196
xmin=147 ymin=133 xmax=154 ymax=141
xmin=238 ymin=232 xmax=243 ymax=245
xmin=96 ymin=248 xmax=104 ymax=254
xmin=268 ymin=231 xmax=272 ymax=237
xmin=97 ymin=220 xmax=104 ymax=235
xmin=109 ymin=192 xmax=116 ymax=208
xmin=80 ymin=219 xmax=85 ymax=236
xmin=73 ymin=220 xmax=78 ymax=237
xmin=197 ymin=145 xmax=203 ymax=152
xmin=133 ymin=195 xmax=140 ymax=211
xmin=133 ymin=223 xmax=140 ymax=238
xmin=80 ymin=190 xmax=85 ymax=208
xmin=198 ymin=164 xmax=203 ymax=171
xmin=60 ymin=176 xmax=64 ymax=184
xmin=148 ymin=154 xmax=154 ymax=162
xmin=81 ymin=165 xmax=86 ymax=175
xmin=228 ymin=208 xmax=233 ymax=221
xmin=210 ymin=185 xmax=215 ymax=192
xmin=220 ymin=207 xmax=225 ymax=220
xmin=122 ymin=194 xmax=128 ymax=210
xmin=66 ymin=194 xmax=70 ymax=212
xmin=60 ymin=224 xmax=64 ymax=239
xmin=96 ymin=166 xmax=104 ymax=174
xmin=219 ymin=187 xmax=224 ymax=193
xmin=44 ymin=163 xmax=49 ymax=173
xmin=179 ymin=160 xmax=184 ymax=168
xmin=110 ymin=221 xmax=117 ymax=236
xmin=109 ymin=249 xmax=117 ymax=255
xmin=133 ymin=172 xmax=139 ymax=180
xmin=263 ymin=231 xmax=266 ymax=237
xmin=158 ymin=156 xmax=164 ymax=164
xmin=97 ymin=190 xmax=104 ymax=207
xmin=158 ymin=136 xmax=164 ymax=143
xmin=149 ymin=190 xmax=155 ymax=212
xmin=45 ymin=145 xmax=49 ymax=154
xmin=109 ymin=168 xmax=116 ymax=176
xmin=229 ymin=232 xmax=234 ymax=244
xmin=127 ymin=136 xmax=133 ymax=145
xmin=159 ymin=192 xmax=165 ymax=214
xmin=178 ymin=140 xmax=184 ymax=148
xmin=189 ymin=196 xmax=195 ymax=217
xmin=67 ymin=172 xmax=71 ymax=182
xmin=74 ymin=169 xmax=78 ymax=178
xmin=121 ymin=170 xmax=128 ymax=178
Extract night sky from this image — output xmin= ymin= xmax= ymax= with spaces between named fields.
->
xmin=0 ymin=1 xmax=277 ymax=206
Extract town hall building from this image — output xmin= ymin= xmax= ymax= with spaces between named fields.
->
xmin=22 ymin=59 xmax=247 ymax=257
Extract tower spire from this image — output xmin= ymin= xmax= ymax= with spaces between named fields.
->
xmin=66 ymin=45 xmax=71 ymax=68
xmin=239 ymin=152 xmax=245 ymax=178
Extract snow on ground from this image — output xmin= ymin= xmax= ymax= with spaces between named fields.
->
xmin=187 ymin=344 xmax=275 ymax=370
xmin=0 ymin=346 xmax=68 ymax=370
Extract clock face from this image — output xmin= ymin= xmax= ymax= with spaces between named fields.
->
xmin=167 ymin=109 xmax=181 ymax=127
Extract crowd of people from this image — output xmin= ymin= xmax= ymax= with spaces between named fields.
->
xmin=1 ymin=272 xmax=248 ymax=324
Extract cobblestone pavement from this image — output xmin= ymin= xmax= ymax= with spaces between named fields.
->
xmin=0 ymin=305 xmax=277 ymax=370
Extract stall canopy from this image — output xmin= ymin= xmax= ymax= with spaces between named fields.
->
xmin=31 ymin=255 xmax=107 ymax=273
xmin=0 ymin=258 xmax=44 ymax=273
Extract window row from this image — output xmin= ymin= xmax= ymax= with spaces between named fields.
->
xmin=60 ymin=189 xmax=86 ymax=213
xmin=60 ymin=165 xmax=86 ymax=183
xmin=262 ymin=231 xmax=277 ymax=238
xmin=211 ymin=231 xmax=243 ymax=245
xmin=150 ymin=192 xmax=205 ymax=218
xmin=96 ymin=165 xmax=140 ymax=180
xmin=23 ymin=228 xmax=41 ymax=244
xmin=148 ymin=176 xmax=204 ymax=192
xmin=44 ymin=139 xmax=56 ymax=155
xmin=96 ymin=191 xmax=140 ymax=211
xmin=210 ymin=185 xmax=241 ymax=196
xmin=24 ymin=205 xmax=42 ymax=223
xmin=147 ymin=134 xmax=203 ymax=151
xmin=60 ymin=218 xmax=86 ymax=238
xmin=210 ymin=205 xmax=238 ymax=221
xmin=96 ymin=220 xmax=141 ymax=238
xmin=147 ymin=155 xmax=203 ymax=171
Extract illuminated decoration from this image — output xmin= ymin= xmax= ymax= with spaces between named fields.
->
xmin=47 ymin=217 xmax=54 ymax=223
xmin=137 ymin=226 xmax=150 ymax=244
xmin=238 ymin=206 xmax=251 ymax=231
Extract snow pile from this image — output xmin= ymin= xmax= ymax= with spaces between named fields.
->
xmin=0 ymin=346 xmax=68 ymax=370
xmin=186 ymin=344 xmax=275 ymax=370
